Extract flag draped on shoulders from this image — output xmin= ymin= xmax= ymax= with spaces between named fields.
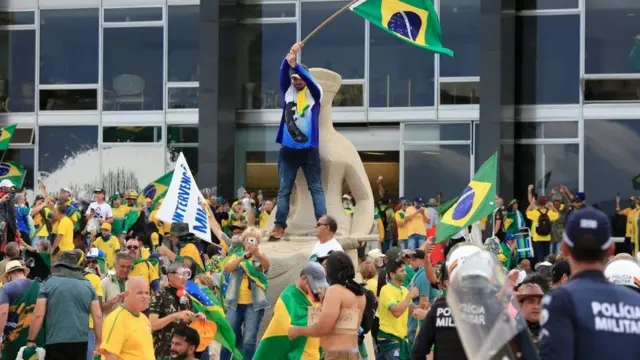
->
xmin=185 ymin=280 xmax=242 ymax=360
xmin=435 ymin=152 xmax=498 ymax=243
xmin=254 ymin=284 xmax=321 ymax=360
xmin=3 ymin=280 xmax=44 ymax=360
xmin=239 ymin=259 xmax=268 ymax=291
xmin=177 ymin=242 xmax=205 ymax=274
xmin=350 ymin=0 xmax=453 ymax=56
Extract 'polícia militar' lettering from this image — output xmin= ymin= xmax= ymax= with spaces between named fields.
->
xmin=436 ymin=307 xmax=456 ymax=327
xmin=594 ymin=317 xmax=640 ymax=334
xmin=172 ymin=169 xmax=192 ymax=223
xmin=591 ymin=302 xmax=640 ymax=319
xmin=459 ymin=303 xmax=486 ymax=325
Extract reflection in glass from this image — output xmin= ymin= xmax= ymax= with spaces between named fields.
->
xmin=518 ymin=0 xmax=578 ymax=10
xmin=168 ymin=6 xmax=199 ymax=82
xmin=585 ymin=1 xmax=640 ymax=74
xmin=585 ymin=120 xmax=640 ymax=214
xmin=168 ymin=125 xmax=198 ymax=144
xmin=0 ymin=11 xmax=35 ymax=25
xmin=506 ymin=144 xmax=579 ymax=202
xmin=440 ymin=82 xmax=479 ymax=104
xmin=104 ymin=7 xmax=163 ymax=22
xmin=333 ymin=84 xmax=363 ymax=107
xmin=11 ymin=128 xmax=35 ymax=144
xmin=0 ymin=30 xmax=36 ymax=113
xmin=238 ymin=23 xmax=296 ymax=109
xmin=508 ymin=122 xmax=579 ymax=139
xmin=439 ymin=0 xmax=479 ymax=77
xmin=516 ymin=15 xmax=579 ymax=104
xmin=3 ymin=149 xmax=34 ymax=191
xmin=103 ymin=27 xmax=163 ymax=111
xmin=40 ymin=9 xmax=99 ymax=84
xmin=584 ymin=79 xmax=640 ymax=102
xmin=169 ymin=146 xmax=198 ymax=176
xmin=301 ymin=1 xmax=364 ymax=78
xmin=39 ymin=89 xmax=97 ymax=110
xmin=370 ymin=25 xmax=434 ymax=107
xmin=168 ymin=87 xmax=199 ymax=109
xmin=240 ymin=4 xmax=296 ymax=18
xmin=38 ymin=126 xmax=99 ymax=195
xmin=103 ymin=126 xmax=162 ymax=143
xmin=102 ymin=145 xmax=165 ymax=195
xmin=404 ymin=145 xmax=470 ymax=199
xmin=403 ymin=123 xmax=471 ymax=142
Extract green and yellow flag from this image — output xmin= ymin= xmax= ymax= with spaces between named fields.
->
xmin=0 ymin=161 xmax=26 ymax=187
xmin=435 ymin=152 xmax=498 ymax=243
xmin=254 ymin=284 xmax=320 ymax=360
xmin=0 ymin=124 xmax=17 ymax=151
xmin=350 ymin=0 xmax=453 ymax=56
xmin=138 ymin=171 xmax=173 ymax=206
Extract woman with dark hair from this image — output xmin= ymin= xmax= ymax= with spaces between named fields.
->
xmin=288 ymin=251 xmax=369 ymax=360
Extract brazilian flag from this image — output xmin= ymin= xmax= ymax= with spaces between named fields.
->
xmin=138 ymin=171 xmax=173 ymax=207
xmin=0 ymin=161 xmax=26 ymax=187
xmin=254 ymin=284 xmax=321 ymax=360
xmin=435 ymin=152 xmax=498 ymax=243
xmin=350 ymin=0 xmax=453 ymax=56
xmin=0 ymin=124 xmax=16 ymax=151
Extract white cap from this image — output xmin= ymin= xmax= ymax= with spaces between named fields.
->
xmin=604 ymin=259 xmax=640 ymax=290
xmin=367 ymin=248 xmax=385 ymax=260
xmin=445 ymin=243 xmax=489 ymax=280
xmin=0 ymin=179 xmax=14 ymax=188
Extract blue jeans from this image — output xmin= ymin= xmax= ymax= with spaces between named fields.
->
xmin=220 ymin=304 xmax=265 ymax=360
xmin=275 ymin=147 xmax=327 ymax=228
xmin=87 ymin=330 xmax=95 ymax=360
xmin=376 ymin=349 xmax=398 ymax=360
xmin=398 ymin=239 xmax=408 ymax=250
xmin=532 ymin=241 xmax=551 ymax=266
xmin=550 ymin=241 xmax=561 ymax=255
xmin=408 ymin=234 xmax=426 ymax=250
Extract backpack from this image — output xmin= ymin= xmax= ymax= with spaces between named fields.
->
xmin=536 ymin=209 xmax=552 ymax=236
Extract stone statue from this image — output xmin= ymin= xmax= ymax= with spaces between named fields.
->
xmin=265 ymin=68 xmax=375 ymax=238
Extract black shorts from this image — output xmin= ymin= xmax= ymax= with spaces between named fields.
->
xmin=45 ymin=342 xmax=88 ymax=360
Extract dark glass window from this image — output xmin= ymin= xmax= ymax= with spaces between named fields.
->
xmin=0 ymin=30 xmax=36 ymax=112
xmin=237 ymin=23 xmax=296 ymax=109
xmin=168 ymin=88 xmax=199 ymax=109
xmin=301 ymin=1 xmax=364 ymax=79
xmin=103 ymin=126 xmax=162 ymax=143
xmin=168 ymin=5 xmax=199 ymax=82
xmin=104 ymin=7 xmax=163 ymax=22
xmin=103 ymin=27 xmax=163 ymax=111
xmin=370 ymin=25 xmax=434 ymax=107
xmin=333 ymin=84 xmax=364 ymax=107
xmin=404 ymin=123 xmax=471 ymax=141
xmin=508 ymin=121 xmax=579 ymax=139
xmin=0 ymin=11 xmax=35 ymax=25
xmin=439 ymin=0 xmax=479 ymax=77
xmin=168 ymin=125 xmax=198 ymax=144
xmin=404 ymin=145 xmax=470 ymax=199
xmin=585 ymin=0 xmax=640 ymax=74
xmin=440 ymin=81 xmax=479 ymax=105
xmin=240 ymin=3 xmax=295 ymax=18
xmin=39 ymin=89 xmax=97 ymax=110
xmin=517 ymin=0 xmax=578 ymax=10
xmin=40 ymin=9 xmax=99 ymax=84
xmin=584 ymin=79 xmax=640 ymax=102
xmin=516 ymin=15 xmax=580 ymax=104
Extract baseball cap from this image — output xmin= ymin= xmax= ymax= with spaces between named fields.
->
xmin=94 ymin=188 xmax=105 ymax=193
xmin=87 ymin=248 xmax=105 ymax=259
xmin=563 ymin=208 xmax=613 ymax=251
xmin=551 ymin=260 xmax=571 ymax=283
xmin=300 ymin=262 xmax=329 ymax=293
xmin=410 ymin=249 xmax=426 ymax=259
xmin=101 ymin=222 xmax=112 ymax=231
xmin=386 ymin=247 xmax=402 ymax=262
xmin=574 ymin=192 xmax=586 ymax=202
xmin=367 ymin=248 xmax=386 ymax=260
xmin=0 ymin=179 xmax=14 ymax=188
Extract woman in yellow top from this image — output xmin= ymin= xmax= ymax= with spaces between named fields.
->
xmin=30 ymin=195 xmax=53 ymax=247
xmin=359 ymin=260 xmax=378 ymax=295
xmin=52 ymin=205 xmax=75 ymax=257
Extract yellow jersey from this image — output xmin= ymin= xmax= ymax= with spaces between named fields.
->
xmin=55 ymin=216 xmax=75 ymax=252
xmin=130 ymin=259 xmax=159 ymax=285
xmin=394 ymin=210 xmax=410 ymax=240
xmin=112 ymin=205 xmax=130 ymax=218
xmin=33 ymin=207 xmax=52 ymax=237
xmin=101 ymin=306 xmax=155 ymax=360
xmin=259 ymin=211 xmax=270 ymax=229
xmin=378 ymin=283 xmax=409 ymax=338
xmin=229 ymin=255 xmax=253 ymax=304
xmin=85 ymin=273 xmax=103 ymax=329
xmin=92 ymin=235 xmax=121 ymax=269
xmin=405 ymin=206 xmax=426 ymax=236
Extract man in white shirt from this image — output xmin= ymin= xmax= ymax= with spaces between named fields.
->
xmin=309 ymin=215 xmax=343 ymax=263
xmin=85 ymin=188 xmax=114 ymax=235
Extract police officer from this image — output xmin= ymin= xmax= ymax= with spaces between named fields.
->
xmin=411 ymin=261 xmax=467 ymax=360
xmin=603 ymin=253 xmax=640 ymax=294
xmin=539 ymin=208 xmax=640 ymax=360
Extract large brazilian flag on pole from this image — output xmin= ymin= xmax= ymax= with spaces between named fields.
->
xmin=435 ymin=152 xmax=498 ymax=244
xmin=350 ymin=0 xmax=454 ymax=56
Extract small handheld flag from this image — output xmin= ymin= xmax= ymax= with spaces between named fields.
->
xmin=435 ymin=152 xmax=498 ymax=243
xmin=0 ymin=124 xmax=17 ymax=151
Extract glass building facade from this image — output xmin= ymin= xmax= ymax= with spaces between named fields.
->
xmin=0 ymin=0 xmax=638 ymax=213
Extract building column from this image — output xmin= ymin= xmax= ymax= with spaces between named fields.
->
xmin=478 ymin=0 xmax=516 ymax=200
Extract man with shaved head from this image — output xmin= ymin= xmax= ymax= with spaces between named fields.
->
xmin=100 ymin=277 xmax=154 ymax=360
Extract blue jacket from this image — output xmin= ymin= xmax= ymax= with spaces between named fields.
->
xmin=276 ymin=59 xmax=323 ymax=149
xmin=539 ymin=270 xmax=640 ymax=360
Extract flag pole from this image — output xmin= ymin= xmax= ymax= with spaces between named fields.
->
xmin=301 ymin=0 xmax=356 ymax=44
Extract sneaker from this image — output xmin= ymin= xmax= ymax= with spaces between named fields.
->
xmin=269 ymin=226 xmax=285 ymax=241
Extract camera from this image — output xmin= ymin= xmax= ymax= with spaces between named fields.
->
xmin=246 ymin=237 xmax=257 ymax=246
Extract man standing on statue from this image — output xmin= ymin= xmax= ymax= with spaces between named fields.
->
xmin=270 ymin=41 xmax=327 ymax=240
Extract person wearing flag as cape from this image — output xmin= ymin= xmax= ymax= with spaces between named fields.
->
xmin=158 ymin=222 xmax=207 ymax=275
xmin=254 ymin=262 xmax=328 ymax=360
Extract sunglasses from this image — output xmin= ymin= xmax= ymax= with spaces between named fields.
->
xmin=126 ymin=245 xmax=139 ymax=250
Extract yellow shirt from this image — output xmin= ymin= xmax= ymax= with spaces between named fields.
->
xmin=526 ymin=208 xmax=560 ymax=242
xmin=130 ymin=259 xmax=159 ymax=285
xmin=56 ymin=216 xmax=75 ymax=251
xmin=33 ymin=207 xmax=52 ymax=237
xmin=229 ymin=255 xmax=253 ymax=304
xmin=620 ymin=208 xmax=636 ymax=238
xmin=394 ymin=210 xmax=410 ymax=240
xmin=101 ymin=306 xmax=155 ymax=360
xmin=365 ymin=278 xmax=378 ymax=295
xmin=85 ymin=273 xmax=103 ymax=329
xmin=259 ymin=211 xmax=270 ymax=229
xmin=112 ymin=205 xmax=130 ymax=219
xmin=378 ymin=283 xmax=409 ymax=338
xmin=93 ymin=235 xmax=121 ymax=269
xmin=149 ymin=210 xmax=171 ymax=235
xmin=405 ymin=206 xmax=426 ymax=236
xmin=140 ymin=247 xmax=150 ymax=259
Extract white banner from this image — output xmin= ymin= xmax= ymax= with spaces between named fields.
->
xmin=156 ymin=152 xmax=212 ymax=243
